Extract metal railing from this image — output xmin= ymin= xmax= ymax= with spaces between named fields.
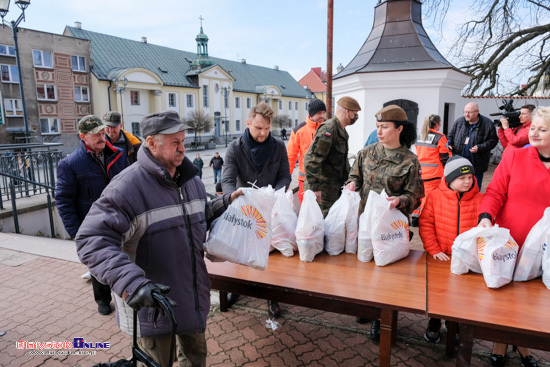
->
xmin=0 ymin=146 xmax=63 ymax=238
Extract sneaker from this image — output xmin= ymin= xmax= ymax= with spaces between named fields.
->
xmin=81 ymin=271 xmax=91 ymax=280
xmin=424 ymin=328 xmax=440 ymax=343
xmin=98 ymin=304 xmax=112 ymax=316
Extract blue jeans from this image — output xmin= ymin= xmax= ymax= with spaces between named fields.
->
xmin=475 ymin=172 xmax=484 ymax=190
xmin=213 ymin=169 xmax=222 ymax=183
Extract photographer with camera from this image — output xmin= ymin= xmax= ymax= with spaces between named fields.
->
xmin=447 ymin=102 xmax=498 ymax=189
xmin=497 ymin=104 xmax=535 ymax=158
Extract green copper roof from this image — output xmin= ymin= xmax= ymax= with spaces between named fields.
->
xmin=65 ymin=26 xmax=311 ymax=98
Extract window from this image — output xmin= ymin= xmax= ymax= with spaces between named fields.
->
xmin=295 ymin=119 xmax=298 ymax=126
xmin=168 ymin=92 xmax=177 ymax=107
xmin=1 ymin=64 xmax=19 ymax=83
xmin=246 ymin=98 xmax=251 ymax=109
xmin=4 ymin=98 xmax=23 ymax=116
xmin=40 ymin=118 xmax=60 ymax=135
xmin=289 ymin=101 xmax=292 ymax=110
xmin=74 ymin=86 xmax=89 ymax=102
xmin=0 ymin=44 xmax=15 ymax=56
xmin=295 ymin=102 xmax=298 ymax=110
xmin=130 ymin=91 xmax=140 ymax=105
xmin=202 ymin=85 xmax=209 ymax=107
xmin=32 ymin=50 xmax=53 ymax=68
xmin=186 ymin=94 xmax=194 ymax=108
xmin=132 ymin=122 xmax=141 ymax=137
xmin=305 ymin=103 xmax=309 ymax=111
xmin=236 ymin=120 xmax=241 ymax=131
xmin=36 ymin=84 xmax=57 ymax=100
xmin=71 ymin=55 xmax=86 ymax=72
xmin=235 ymin=97 xmax=240 ymax=109
xmin=279 ymin=100 xmax=283 ymax=110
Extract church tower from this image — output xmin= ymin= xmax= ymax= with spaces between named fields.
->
xmin=191 ymin=17 xmax=215 ymax=70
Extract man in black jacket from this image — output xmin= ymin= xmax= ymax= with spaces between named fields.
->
xmin=447 ymin=102 xmax=498 ymax=189
xmin=209 ymin=152 xmax=224 ymax=184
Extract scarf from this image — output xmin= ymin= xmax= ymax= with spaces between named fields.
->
xmin=243 ymin=128 xmax=274 ymax=172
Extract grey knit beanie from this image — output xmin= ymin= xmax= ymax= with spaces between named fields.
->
xmin=308 ymin=99 xmax=326 ymax=117
xmin=444 ymin=155 xmax=474 ymax=184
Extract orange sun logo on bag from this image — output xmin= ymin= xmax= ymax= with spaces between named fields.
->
xmin=504 ymin=239 xmax=518 ymax=250
xmin=391 ymin=219 xmax=409 ymax=231
xmin=240 ymin=205 xmax=268 ymax=239
xmin=477 ymin=237 xmax=486 ymax=261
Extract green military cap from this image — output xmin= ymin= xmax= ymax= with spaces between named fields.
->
xmin=337 ymin=96 xmax=361 ymax=111
xmin=78 ymin=115 xmax=106 ymax=134
xmin=375 ymin=105 xmax=408 ymax=122
xmin=103 ymin=111 xmax=122 ymax=127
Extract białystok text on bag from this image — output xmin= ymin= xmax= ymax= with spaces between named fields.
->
xmin=295 ymin=190 xmax=325 ymax=262
xmin=370 ymin=190 xmax=410 ymax=266
xmin=451 ymin=225 xmax=519 ymax=289
xmin=271 ymin=187 xmax=298 ymax=257
xmin=514 ymin=207 xmax=550 ymax=281
xmin=204 ymin=186 xmax=276 ymax=270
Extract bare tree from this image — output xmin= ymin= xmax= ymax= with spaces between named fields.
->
xmin=184 ymin=110 xmax=213 ymax=143
xmin=424 ymin=0 xmax=550 ymax=96
xmin=272 ymin=114 xmax=291 ymax=130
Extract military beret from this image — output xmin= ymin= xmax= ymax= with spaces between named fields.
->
xmin=375 ymin=105 xmax=408 ymax=122
xmin=103 ymin=111 xmax=122 ymax=127
xmin=337 ymin=96 xmax=361 ymax=111
xmin=78 ymin=115 xmax=106 ymax=134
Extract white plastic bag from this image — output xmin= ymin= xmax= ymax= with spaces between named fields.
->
xmin=370 ymin=190 xmax=410 ymax=266
xmin=514 ymin=207 xmax=550 ymax=281
xmin=477 ymin=226 xmax=519 ymax=289
xmin=324 ymin=191 xmax=349 ymax=256
xmin=344 ymin=189 xmax=361 ymax=254
xmin=295 ymin=190 xmax=325 ymax=262
xmin=357 ymin=190 xmax=378 ymax=263
xmin=542 ymin=234 xmax=550 ymax=290
xmin=287 ymin=188 xmax=301 ymax=216
xmin=204 ymin=186 xmax=276 ymax=270
xmin=450 ymin=227 xmax=485 ymax=275
xmin=271 ymin=188 xmax=298 ymax=257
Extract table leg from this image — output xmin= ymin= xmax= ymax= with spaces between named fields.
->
xmin=219 ymin=291 xmax=228 ymax=312
xmin=446 ymin=321 xmax=458 ymax=358
xmin=379 ymin=308 xmax=397 ymax=367
xmin=456 ymin=323 xmax=474 ymax=367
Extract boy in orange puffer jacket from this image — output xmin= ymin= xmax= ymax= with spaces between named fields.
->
xmin=419 ymin=155 xmax=483 ymax=343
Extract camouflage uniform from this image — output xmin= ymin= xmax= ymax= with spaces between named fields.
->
xmin=303 ymin=117 xmax=350 ymax=217
xmin=346 ymin=142 xmax=424 ymax=217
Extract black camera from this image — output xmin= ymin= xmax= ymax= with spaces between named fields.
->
xmin=490 ymin=99 xmax=521 ymax=128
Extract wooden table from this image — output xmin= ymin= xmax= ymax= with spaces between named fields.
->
xmin=206 ymin=250 xmax=426 ymax=367
xmin=427 ymin=256 xmax=550 ymax=366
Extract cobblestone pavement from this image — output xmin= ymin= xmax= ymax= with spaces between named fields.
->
xmin=0 ymin=247 xmax=549 ymax=367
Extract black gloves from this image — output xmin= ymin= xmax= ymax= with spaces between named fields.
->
xmin=126 ymin=282 xmax=177 ymax=311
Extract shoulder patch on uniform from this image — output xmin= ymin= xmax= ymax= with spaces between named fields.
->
xmin=324 ymin=132 xmax=332 ymax=137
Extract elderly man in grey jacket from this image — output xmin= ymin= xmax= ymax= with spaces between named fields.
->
xmin=221 ymin=101 xmax=291 ymax=317
xmin=76 ymin=111 xmax=242 ymax=367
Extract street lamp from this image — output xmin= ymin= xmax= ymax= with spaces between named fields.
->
xmin=0 ymin=0 xmax=32 ymax=143
xmin=112 ymin=77 xmax=128 ymax=122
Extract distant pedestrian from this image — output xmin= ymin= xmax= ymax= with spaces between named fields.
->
xmin=209 ymin=152 xmax=224 ymax=184
xmin=193 ymin=153 xmax=204 ymax=179
xmin=281 ymin=127 xmax=287 ymax=140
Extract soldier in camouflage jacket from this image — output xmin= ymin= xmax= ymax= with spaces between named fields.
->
xmin=303 ymin=97 xmax=362 ymax=217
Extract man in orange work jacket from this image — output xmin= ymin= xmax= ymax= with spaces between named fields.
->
xmin=286 ymin=98 xmax=326 ymax=202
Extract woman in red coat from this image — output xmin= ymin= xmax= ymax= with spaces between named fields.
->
xmin=478 ymin=106 xmax=550 ymax=367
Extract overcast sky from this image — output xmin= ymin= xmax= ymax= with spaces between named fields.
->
xmin=8 ymin=0 xmax=475 ymax=81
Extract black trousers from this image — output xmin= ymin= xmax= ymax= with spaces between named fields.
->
xmin=91 ymin=275 xmax=112 ymax=305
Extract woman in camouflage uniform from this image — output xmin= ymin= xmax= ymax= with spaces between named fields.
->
xmin=345 ymin=105 xmax=424 ymax=340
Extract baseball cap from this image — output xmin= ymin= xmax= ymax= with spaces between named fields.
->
xmin=140 ymin=111 xmax=191 ymax=138
xmin=103 ymin=111 xmax=122 ymax=127
xmin=78 ymin=115 xmax=106 ymax=134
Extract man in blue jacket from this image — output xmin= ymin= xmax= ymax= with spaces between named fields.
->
xmin=76 ymin=111 xmax=242 ymax=366
xmin=56 ymin=115 xmax=129 ymax=315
